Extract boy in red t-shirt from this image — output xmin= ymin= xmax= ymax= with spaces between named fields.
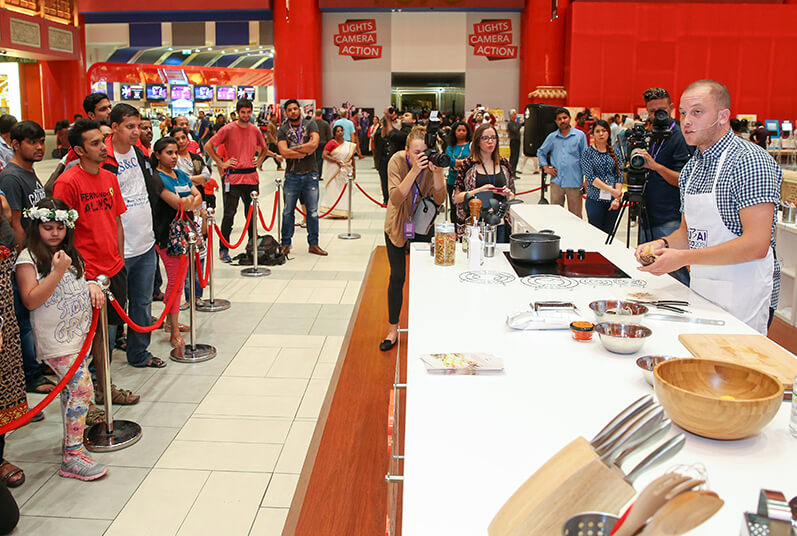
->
xmin=53 ymin=119 xmax=142 ymax=405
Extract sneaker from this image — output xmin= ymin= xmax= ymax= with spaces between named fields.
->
xmin=219 ymin=250 xmax=232 ymax=263
xmin=59 ymin=452 xmax=108 ymax=481
xmin=180 ymin=301 xmax=190 ymax=311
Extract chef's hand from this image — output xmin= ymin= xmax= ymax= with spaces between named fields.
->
xmin=636 ymin=149 xmax=661 ymax=172
xmin=638 ymin=248 xmax=686 ymax=276
xmin=543 ymin=165 xmax=558 ymax=177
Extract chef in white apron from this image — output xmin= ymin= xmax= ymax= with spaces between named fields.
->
xmin=635 ymin=79 xmax=781 ymax=335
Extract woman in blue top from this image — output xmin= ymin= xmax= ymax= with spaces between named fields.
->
xmin=149 ymin=137 xmax=202 ymax=354
xmin=444 ymin=121 xmax=471 ymax=223
xmin=580 ymin=120 xmax=623 ymax=234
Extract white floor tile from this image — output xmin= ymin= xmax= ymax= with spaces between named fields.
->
xmin=223 ymin=346 xmax=280 ymax=377
xmin=156 ymin=440 xmax=281 ymax=472
xmin=266 ymin=347 xmax=320 ymax=378
xmin=249 ymin=508 xmax=289 ymax=536
xmin=261 ymin=473 xmax=300 ymax=508
xmin=296 ymin=379 xmax=330 ymax=420
xmin=14 ymin=516 xmax=111 ymax=536
xmin=195 ymin=393 xmax=301 ymax=418
xmin=274 ymin=420 xmax=317 ymax=473
xmin=177 ymin=417 xmax=292 ymax=444
xmin=177 ymin=471 xmax=270 ymax=536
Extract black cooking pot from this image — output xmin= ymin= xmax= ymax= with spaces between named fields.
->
xmin=509 ymin=230 xmax=561 ymax=263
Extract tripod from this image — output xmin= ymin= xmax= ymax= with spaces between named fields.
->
xmin=605 ymin=189 xmax=652 ymax=247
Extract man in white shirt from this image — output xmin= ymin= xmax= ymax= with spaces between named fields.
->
xmin=102 ymin=103 xmax=166 ymax=371
xmin=610 ymin=114 xmax=623 ymax=147
xmin=0 ymin=114 xmax=17 ymax=171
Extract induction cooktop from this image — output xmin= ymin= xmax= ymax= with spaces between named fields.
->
xmin=503 ymin=250 xmax=630 ymax=278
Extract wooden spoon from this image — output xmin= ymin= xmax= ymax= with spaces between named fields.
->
xmin=611 ymin=474 xmax=704 ymax=536
xmin=640 ymin=490 xmax=724 ymax=535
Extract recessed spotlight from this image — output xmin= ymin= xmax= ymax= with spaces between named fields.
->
xmin=245 ymin=47 xmax=250 ymax=51
xmin=194 ymin=49 xmax=200 ymax=52
xmin=168 ymin=47 xmax=173 ymax=51
xmin=234 ymin=49 xmax=239 ymax=52
xmin=207 ymin=47 xmax=212 ymax=51
xmin=258 ymin=45 xmax=263 ymax=49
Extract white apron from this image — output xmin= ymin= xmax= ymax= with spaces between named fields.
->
xmin=684 ymin=148 xmax=774 ymax=334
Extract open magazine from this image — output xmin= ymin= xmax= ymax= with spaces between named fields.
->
xmin=420 ymin=352 xmax=505 ymax=375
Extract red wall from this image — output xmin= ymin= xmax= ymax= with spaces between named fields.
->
xmin=566 ymin=2 xmax=797 ymax=119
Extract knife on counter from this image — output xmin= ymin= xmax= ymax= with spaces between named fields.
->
xmin=644 ymin=314 xmax=725 ymax=326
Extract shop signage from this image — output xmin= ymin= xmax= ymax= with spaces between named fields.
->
xmin=469 ymin=19 xmax=517 ymax=60
xmin=334 ymin=19 xmax=382 ymax=60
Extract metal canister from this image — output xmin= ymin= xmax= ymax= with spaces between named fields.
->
xmin=483 ymin=224 xmax=497 ymax=257
xmin=434 ymin=222 xmax=456 ymax=266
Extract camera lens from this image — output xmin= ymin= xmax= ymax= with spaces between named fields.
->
xmin=426 ymin=150 xmax=451 ymax=168
xmin=629 ymin=149 xmax=646 ymax=170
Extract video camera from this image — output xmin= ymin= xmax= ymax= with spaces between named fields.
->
xmin=625 ymin=109 xmax=673 ymax=194
xmin=424 ymin=111 xmax=451 ymax=168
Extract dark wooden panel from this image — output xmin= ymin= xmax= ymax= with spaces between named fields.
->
xmin=285 ymin=246 xmax=406 ymax=536
xmin=768 ymin=316 xmax=797 ymax=355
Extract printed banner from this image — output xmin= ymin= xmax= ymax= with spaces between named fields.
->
xmin=469 ymin=19 xmax=517 ymax=60
xmin=335 ymin=19 xmax=382 ymax=60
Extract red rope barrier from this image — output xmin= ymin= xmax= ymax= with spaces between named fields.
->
xmin=355 ymin=182 xmax=387 ymax=208
xmin=515 ymin=185 xmax=543 ymax=195
xmin=109 ymin=255 xmax=189 ymax=332
xmin=195 ymin=232 xmax=211 ymax=289
xmin=0 ymin=308 xmax=99 ymax=435
xmin=258 ymin=191 xmax=279 ymax=231
xmin=214 ymin=203 xmax=254 ymax=250
xmin=293 ymin=183 xmax=349 ymax=219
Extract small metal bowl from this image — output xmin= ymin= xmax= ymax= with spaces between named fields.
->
xmin=636 ymin=355 xmax=678 ymax=385
xmin=589 ymin=300 xmax=649 ymax=324
xmin=562 ymin=512 xmax=619 ymax=536
xmin=594 ymin=322 xmax=652 ymax=354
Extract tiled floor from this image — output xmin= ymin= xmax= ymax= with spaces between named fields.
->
xmin=5 ymin=156 xmax=615 ymax=535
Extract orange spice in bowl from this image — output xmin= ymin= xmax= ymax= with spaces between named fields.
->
xmin=570 ymin=321 xmax=594 ymax=341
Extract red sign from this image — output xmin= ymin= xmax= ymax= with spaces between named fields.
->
xmin=469 ymin=19 xmax=517 ymax=60
xmin=334 ymin=19 xmax=382 ymax=60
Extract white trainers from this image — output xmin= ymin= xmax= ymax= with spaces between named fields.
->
xmin=59 ymin=452 xmax=108 ymax=481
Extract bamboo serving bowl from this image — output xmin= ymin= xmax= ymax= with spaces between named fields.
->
xmin=653 ymin=358 xmax=783 ymax=440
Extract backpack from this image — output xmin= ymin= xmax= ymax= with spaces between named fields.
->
xmin=236 ymin=234 xmax=287 ymax=266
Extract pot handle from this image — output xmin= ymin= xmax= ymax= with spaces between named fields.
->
xmin=519 ymin=242 xmax=531 ymax=249
xmin=539 ymin=229 xmax=555 ymax=234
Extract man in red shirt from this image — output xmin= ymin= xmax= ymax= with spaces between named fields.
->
xmin=53 ymin=119 xmax=139 ymax=405
xmin=205 ymin=99 xmax=282 ymax=262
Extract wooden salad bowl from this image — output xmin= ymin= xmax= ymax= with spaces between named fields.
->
xmin=653 ymin=358 xmax=783 ymax=440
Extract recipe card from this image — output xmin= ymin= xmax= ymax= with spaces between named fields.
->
xmin=420 ymin=352 xmax=505 ymax=375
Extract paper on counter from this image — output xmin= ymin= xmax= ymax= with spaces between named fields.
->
xmin=506 ymin=309 xmax=583 ymax=330
xmin=420 ymin=352 xmax=504 ymax=375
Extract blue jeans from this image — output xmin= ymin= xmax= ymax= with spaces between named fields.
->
xmin=185 ymin=253 xmax=204 ymax=300
xmin=12 ymin=279 xmax=43 ymax=385
xmin=586 ymin=199 xmax=620 ymax=235
xmin=639 ymin=219 xmax=690 ymax=286
xmin=124 ymin=245 xmax=157 ymax=366
xmin=282 ymin=172 xmax=320 ymax=247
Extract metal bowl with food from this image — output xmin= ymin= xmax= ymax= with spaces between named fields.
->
xmin=589 ymin=300 xmax=649 ymax=324
xmin=636 ymin=355 xmax=679 ymax=385
xmin=594 ymin=323 xmax=652 ymax=354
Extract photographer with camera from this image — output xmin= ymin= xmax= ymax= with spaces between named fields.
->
xmin=452 ymin=123 xmax=516 ymax=241
xmin=380 ymin=126 xmax=446 ymax=352
xmin=635 ymin=80 xmax=781 ymax=334
xmin=537 ymin=108 xmax=587 ymax=218
xmin=633 ymin=87 xmax=692 ymax=284
xmin=377 ymin=107 xmax=414 ymax=204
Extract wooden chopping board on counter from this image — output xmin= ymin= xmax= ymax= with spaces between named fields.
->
xmin=678 ymin=334 xmax=797 ymax=390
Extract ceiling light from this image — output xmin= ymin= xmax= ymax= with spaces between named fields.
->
xmin=207 ymin=47 xmax=212 ymax=51
xmin=245 ymin=47 xmax=250 ymax=51
xmin=194 ymin=49 xmax=200 ymax=52
xmin=234 ymin=49 xmax=239 ymax=52
xmin=258 ymin=45 xmax=263 ymax=49
xmin=168 ymin=47 xmax=173 ymax=51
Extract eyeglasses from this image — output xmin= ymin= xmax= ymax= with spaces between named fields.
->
xmin=480 ymin=135 xmax=497 ymax=142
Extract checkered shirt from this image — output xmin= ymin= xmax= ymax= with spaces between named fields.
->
xmin=679 ymin=129 xmax=782 ymax=308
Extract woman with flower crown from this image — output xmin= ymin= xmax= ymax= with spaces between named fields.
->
xmin=14 ymin=198 xmax=109 ymax=481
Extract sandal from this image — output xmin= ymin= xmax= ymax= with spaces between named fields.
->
xmin=85 ymin=404 xmax=106 ymax=426
xmin=114 ymin=336 xmax=127 ymax=351
xmin=145 ymin=357 xmax=167 ymax=368
xmin=25 ymin=376 xmax=56 ymax=394
xmin=95 ymin=384 xmax=140 ymax=406
xmin=170 ymin=336 xmax=185 ymax=358
xmin=163 ymin=321 xmax=190 ymax=333
xmin=0 ymin=460 xmax=25 ymax=488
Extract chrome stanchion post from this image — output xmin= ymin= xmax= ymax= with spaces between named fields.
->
xmin=337 ymin=171 xmax=361 ymax=240
xmin=171 ymin=235 xmax=217 ymax=363
xmin=85 ymin=274 xmax=142 ymax=452
xmin=241 ymin=191 xmax=270 ymax=277
xmin=196 ymin=207 xmax=230 ymax=312
xmin=275 ymin=175 xmax=282 ymax=240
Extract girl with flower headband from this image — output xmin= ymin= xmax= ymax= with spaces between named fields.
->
xmin=14 ymin=197 xmax=108 ymax=481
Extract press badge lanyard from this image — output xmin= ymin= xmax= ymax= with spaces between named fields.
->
xmin=404 ymin=156 xmax=423 ymax=238
xmin=481 ymin=162 xmax=497 ymax=186
xmin=288 ymin=119 xmax=303 ymax=145
xmin=648 ymin=122 xmax=676 ymax=161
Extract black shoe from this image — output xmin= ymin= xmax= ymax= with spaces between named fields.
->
xmin=379 ymin=337 xmax=397 ymax=351
xmin=114 ymin=336 xmax=127 ymax=351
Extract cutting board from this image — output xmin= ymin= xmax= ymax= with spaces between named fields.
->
xmin=678 ymin=334 xmax=797 ymax=390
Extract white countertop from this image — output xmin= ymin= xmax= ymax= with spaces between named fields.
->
xmin=401 ymin=205 xmax=796 ymax=535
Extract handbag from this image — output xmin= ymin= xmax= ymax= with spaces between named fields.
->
xmin=166 ymin=204 xmax=191 ymax=256
xmin=412 ymin=196 xmax=440 ymax=236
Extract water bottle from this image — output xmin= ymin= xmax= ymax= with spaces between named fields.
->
xmin=790 ymin=375 xmax=797 ymax=438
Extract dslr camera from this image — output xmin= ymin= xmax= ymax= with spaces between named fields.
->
xmin=424 ymin=111 xmax=451 ymax=168
xmin=626 ymin=109 xmax=673 ymax=194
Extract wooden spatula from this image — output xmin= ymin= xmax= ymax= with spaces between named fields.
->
xmin=640 ymin=490 xmax=724 ymax=535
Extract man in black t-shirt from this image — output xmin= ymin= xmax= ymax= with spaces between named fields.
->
xmin=277 ymin=99 xmax=328 ymax=257
xmin=313 ymin=109 xmax=333 ymax=175
xmin=0 ymin=120 xmax=51 ymax=394
xmin=750 ymin=121 xmax=770 ymax=150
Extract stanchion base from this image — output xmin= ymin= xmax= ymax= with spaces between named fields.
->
xmin=196 ymin=298 xmax=231 ymax=312
xmin=240 ymin=266 xmax=271 ymax=277
xmin=84 ymin=420 xmax=143 ymax=452
xmin=338 ymin=233 xmax=361 ymax=240
xmin=170 ymin=343 xmax=217 ymax=363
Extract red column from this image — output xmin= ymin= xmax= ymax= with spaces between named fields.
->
xmin=272 ymin=0 xmax=322 ymax=105
xmin=21 ymin=17 xmax=87 ymax=129
xmin=519 ymin=0 xmax=569 ymax=109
